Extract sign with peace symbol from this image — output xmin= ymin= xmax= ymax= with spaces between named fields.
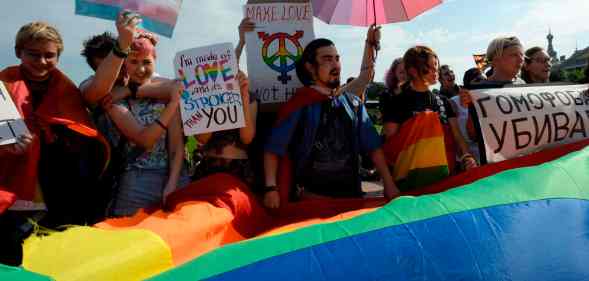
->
xmin=258 ymin=31 xmax=304 ymax=85
xmin=244 ymin=2 xmax=315 ymax=104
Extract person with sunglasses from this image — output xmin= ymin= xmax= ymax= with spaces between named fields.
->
xmin=521 ymin=46 xmax=552 ymax=84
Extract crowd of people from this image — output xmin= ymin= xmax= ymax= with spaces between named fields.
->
xmin=0 ymin=11 xmax=583 ymax=266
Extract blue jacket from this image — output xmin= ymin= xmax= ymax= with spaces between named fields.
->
xmin=265 ymin=92 xmax=381 ymax=180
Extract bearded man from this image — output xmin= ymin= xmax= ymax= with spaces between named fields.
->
xmin=262 ymin=27 xmax=399 ymax=209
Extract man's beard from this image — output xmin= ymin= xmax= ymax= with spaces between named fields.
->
xmin=325 ymin=68 xmax=341 ymax=89
xmin=326 ymin=78 xmax=341 ymax=89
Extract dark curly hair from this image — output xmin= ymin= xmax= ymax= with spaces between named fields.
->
xmin=81 ymin=32 xmax=117 ymax=70
xmin=295 ymin=38 xmax=334 ymax=86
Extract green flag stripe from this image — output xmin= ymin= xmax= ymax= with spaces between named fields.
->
xmin=150 ymin=146 xmax=589 ymax=280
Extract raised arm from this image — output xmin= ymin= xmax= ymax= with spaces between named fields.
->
xmin=235 ymin=18 xmax=255 ymax=64
xmin=236 ymin=71 xmax=257 ymax=145
xmin=81 ymin=12 xmax=139 ymax=105
xmin=107 ymin=87 xmax=182 ymax=150
xmin=110 ymin=78 xmax=183 ymax=104
xmin=340 ymin=25 xmax=381 ymax=97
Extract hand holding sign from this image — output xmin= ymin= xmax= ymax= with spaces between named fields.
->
xmin=0 ymin=134 xmax=33 ymax=157
xmin=238 ymin=18 xmax=255 ymax=43
xmin=0 ymin=82 xmax=31 ymax=147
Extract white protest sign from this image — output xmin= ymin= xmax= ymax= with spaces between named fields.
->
xmin=244 ymin=2 xmax=315 ymax=104
xmin=174 ymin=43 xmax=245 ymax=136
xmin=471 ymin=84 xmax=589 ymax=163
xmin=0 ymin=82 xmax=30 ymax=146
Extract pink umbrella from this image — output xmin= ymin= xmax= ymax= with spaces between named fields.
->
xmin=313 ymin=0 xmax=443 ymax=26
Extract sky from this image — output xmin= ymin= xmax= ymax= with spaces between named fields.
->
xmin=1 ymin=0 xmax=589 ymax=87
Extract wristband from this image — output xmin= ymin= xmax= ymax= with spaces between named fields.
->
xmin=112 ymin=43 xmax=129 ymax=58
xmin=155 ymin=119 xmax=168 ymax=130
xmin=263 ymin=185 xmax=278 ymax=193
xmin=459 ymin=153 xmax=474 ymax=162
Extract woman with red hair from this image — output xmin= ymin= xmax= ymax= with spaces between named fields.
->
xmin=105 ymin=33 xmax=187 ymax=216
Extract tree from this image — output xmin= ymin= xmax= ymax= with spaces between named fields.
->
xmin=564 ymin=68 xmax=585 ymax=83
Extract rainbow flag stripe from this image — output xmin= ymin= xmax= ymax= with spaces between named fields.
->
xmin=384 ymin=111 xmax=450 ymax=190
xmin=0 ymin=264 xmax=50 ymax=281
xmin=4 ymin=140 xmax=589 ymax=280
xmin=148 ymin=142 xmax=589 ymax=280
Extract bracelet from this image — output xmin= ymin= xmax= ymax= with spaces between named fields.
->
xmin=112 ymin=43 xmax=129 ymax=58
xmin=459 ymin=153 xmax=474 ymax=162
xmin=263 ymin=185 xmax=278 ymax=193
xmin=128 ymin=82 xmax=139 ymax=99
xmin=155 ymin=119 xmax=168 ymax=130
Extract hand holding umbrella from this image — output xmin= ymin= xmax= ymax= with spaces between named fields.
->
xmin=341 ymin=24 xmax=381 ymax=97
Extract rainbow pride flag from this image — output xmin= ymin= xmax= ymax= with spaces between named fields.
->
xmin=383 ymin=111 xmax=451 ymax=191
xmin=75 ymin=0 xmax=182 ymax=38
xmin=0 ymin=264 xmax=50 ymax=281
xmin=5 ymin=140 xmax=589 ymax=281
xmin=149 ymin=140 xmax=589 ymax=281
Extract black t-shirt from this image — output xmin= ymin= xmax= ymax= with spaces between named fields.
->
xmin=379 ymin=88 xmax=399 ymax=115
xmin=438 ymin=84 xmax=460 ymax=99
xmin=301 ymin=98 xmax=361 ymax=198
xmin=382 ymin=84 xmax=456 ymax=125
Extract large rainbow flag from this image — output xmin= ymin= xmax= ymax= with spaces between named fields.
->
xmin=75 ymin=0 xmax=182 ymax=38
xmin=3 ymin=139 xmax=589 ymax=280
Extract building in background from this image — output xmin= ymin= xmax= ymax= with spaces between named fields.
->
xmin=549 ymin=31 xmax=589 ymax=82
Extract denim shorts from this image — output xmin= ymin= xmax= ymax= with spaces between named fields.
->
xmin=111 ymin=168 xmax=190 ymax=217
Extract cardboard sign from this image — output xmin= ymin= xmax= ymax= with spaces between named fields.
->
xmin=75 ymin=0 xmax=182 ymax=37
xmin=471 ymin=84 xmax=589 ymax=163
xmin=174 ymin=43 xmax=245 ymax=136
xmin=0 ymin=82 xmax=30 ymax=146
xmin=244 ymin=2 xmax=315 ymax=104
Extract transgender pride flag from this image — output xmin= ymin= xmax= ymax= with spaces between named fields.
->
xmin=75 ymin=0 xmax=182 ymax=38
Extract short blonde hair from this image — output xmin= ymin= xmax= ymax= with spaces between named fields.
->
xmin=486 ymin=36 xmax=522 ymax=63
xmin=15 ymin=22 xmax=64 ymax=55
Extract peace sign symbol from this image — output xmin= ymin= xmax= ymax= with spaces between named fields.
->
xmin=258 ymin=31 xmax=304 ymax=85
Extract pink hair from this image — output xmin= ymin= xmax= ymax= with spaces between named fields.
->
xmin=130 ymin=31 xmax=158 ymax=58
